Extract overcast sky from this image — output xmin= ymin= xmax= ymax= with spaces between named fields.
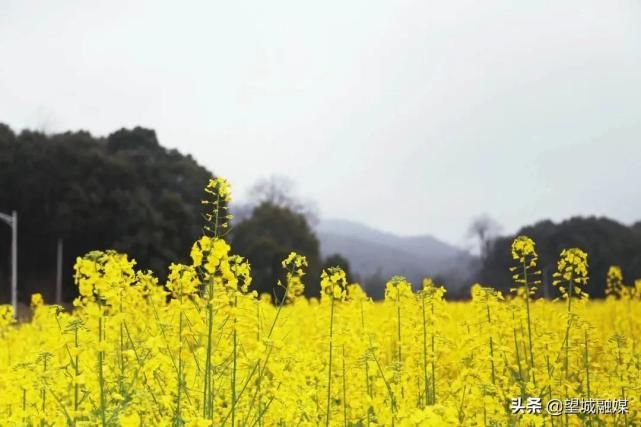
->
xmin=1 ymin=1 xmax=640 ymax=247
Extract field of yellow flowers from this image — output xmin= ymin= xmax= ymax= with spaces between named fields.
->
xmin=0 ymin=178 xmax=639 ymax=426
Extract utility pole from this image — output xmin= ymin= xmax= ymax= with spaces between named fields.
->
xmin=0 ymin=211 xmax=17 ymax=317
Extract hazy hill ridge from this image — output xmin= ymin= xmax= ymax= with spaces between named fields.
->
xmin=316 ymin=219 xmax=474 ymax=290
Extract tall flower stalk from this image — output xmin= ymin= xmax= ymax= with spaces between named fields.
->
xmin=198 ymin=177 xmax=232 ymax=420
xmin=321 ymin=267 xmax=347 ymax=427
xmin=552 ymin=248 xmax=589 ymax=378
xmin=418 ymin=278 xmax=444 ymax=406
xmin=552 ymin=248 xmax=588 ymax=427
xmin=510 ymin=235 xmax=541 ymax=386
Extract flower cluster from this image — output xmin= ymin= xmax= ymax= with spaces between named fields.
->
xmin=553 ymin=247 xmax=589 ymax=300
xmin=0 ymin=180 xmax=639 ymax=426
xmin=606 ymin=265 xmax=625 ymax=297
xmin=73 ymin=250 xmax=136 ymax=305
xmin=384 ymin=275 xmax=414 ymax=301
xmin=281 ymin=252 xmax=308 ymax=302
xmin=320 ymin=266 xmax=348 ymax=302
xmin=510 ymin=235 xmax=542 ymax=298
xmin=202 ymin=177 xmax=233 ymax=237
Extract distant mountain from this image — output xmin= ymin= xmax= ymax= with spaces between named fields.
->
xmin=316 ymin=219 xmax=476 ymax=296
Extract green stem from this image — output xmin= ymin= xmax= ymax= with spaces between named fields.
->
xmin=326 ymin=296 xmax=335 ymax=427
xmin=396 ymin=290 xmax=402 ymax=364
xmin=203 ymin=277 xmax=214 ymax=419
xmin=22 ymin=388 xmax=26 ymax=424
xmin=584 ymin=330 xmax=591 ymax=427
xmin=74 ymin=327 xmax=79 ymax=426
xmin=616 ymin=340 xmax=628 ymax=427
xmin=342 ymin=344 xmax=347 ymax=427
xmin=174 ymin=297 xmax=184 ymax=426
xmin=40 ymin=356 xmax=47 ymax=427
xmin=421 ymin=296 xmax=429 ymax=406
xmin=360 ymin=300 xmax=372 ymax=425
xmin=513 ymin=324 xmax=524 ymax=388
xmin=564 ymin=280 xmax=573 ymax=377
xmin=370 ymin=350 xmax=397 ymax=421
xmin=98 ymin=314 xmax=107 ymax=427
xmin=486 ymin=302 xmax=496 ymax=385
xmin=522 ymin=261 xmax=536 ymax=386
xmin=430 ymin=300 xmax=436 ymax=405
xmin=119 ymin=298 xmax=125 ymax=398
xmin=546 ymin=353 xmax=554 ymax=427
xmin=231 ymin=295 xmax=238 ymax=427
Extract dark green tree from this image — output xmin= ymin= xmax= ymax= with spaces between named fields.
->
xmin=0 ymin=124 xmax=213 ymax=303
xmin=363 ymin=267 xmax=385 ymax=300
xmin=478 ymin=216 xmax=641 ymax=298
xmin=230 ymin=202 xmax=321 ymax=300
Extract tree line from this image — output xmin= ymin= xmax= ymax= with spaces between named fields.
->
xmin=0 ymin=124 xmax=349 ymax=304
xmin=2 ymin=123 xmax=638 ymax=302
xmin=477 ymin=216 xmax=641 ymax=298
